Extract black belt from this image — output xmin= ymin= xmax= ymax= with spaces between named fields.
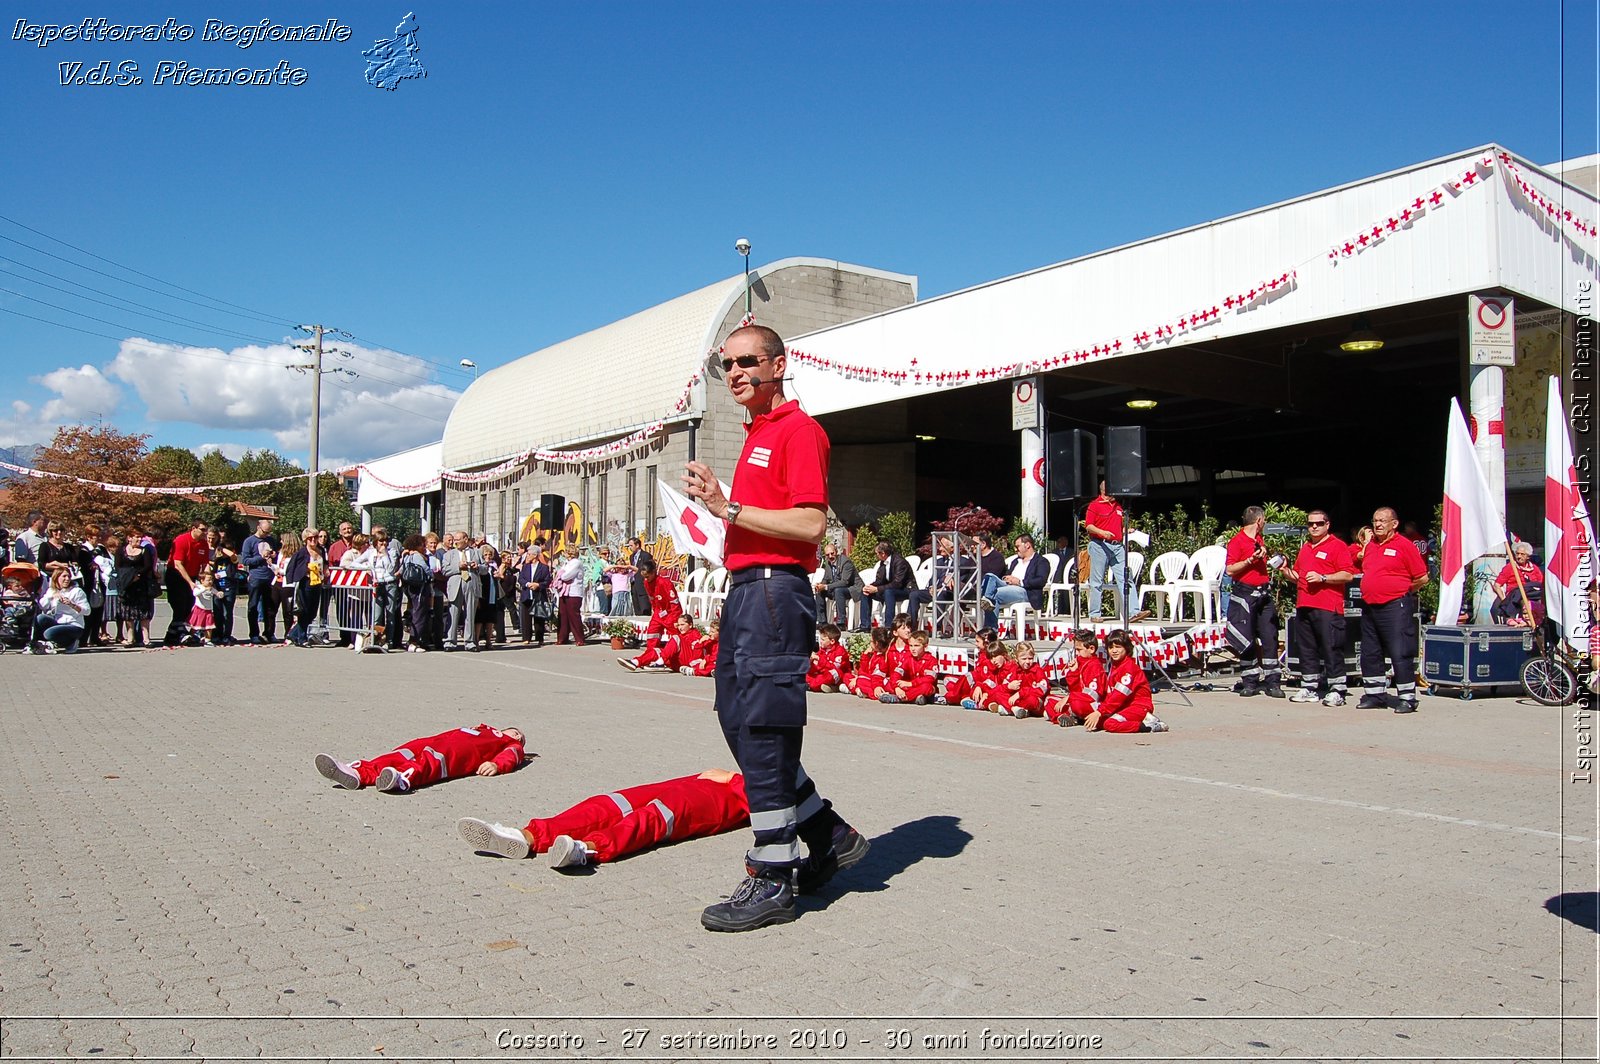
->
xmin=730 ymin=565 xmax=810 ymax=586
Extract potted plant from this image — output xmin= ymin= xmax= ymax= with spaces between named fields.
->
xmin=601 ymin=618 xmax=637 ymax=650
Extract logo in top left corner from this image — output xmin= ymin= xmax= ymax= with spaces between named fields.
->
xmin=363 ymin=11 xmax=426 ymax=90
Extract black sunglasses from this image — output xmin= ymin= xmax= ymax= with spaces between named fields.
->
xmin=1306 ymin=520 xmax=1328 ymax=527
xmin=720 ymin=354 xmax=770 ymax=372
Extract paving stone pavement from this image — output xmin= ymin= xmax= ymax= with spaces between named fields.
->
xmin=0 ymin=630 xmax=1594 ymax=1063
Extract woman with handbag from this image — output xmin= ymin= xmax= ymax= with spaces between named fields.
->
xmin=519 ymin=545 xmax=553 ymax=647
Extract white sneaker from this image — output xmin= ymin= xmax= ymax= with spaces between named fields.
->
xmin=457 ymin=818 xmax=530 ymax=859
xmin=617 ymin=658 xmax=639 ymax=671
xmin=1146 ymin=717 xmax=1170 ymax=732
xmin=375 ymin=766 xmax=410 ymax=792
xmin=1322 ymin=691 xmax=1347 ymax=707
xmin=1289 ymin=689 xmax=1321 ymax=703
xmin=314 ymin=754 xmax=360 ymax=789
xmin=547 ymin=834 xmax=591 ymax=869
xmin=1011 ymin=705 xmax=1028 ymax=718
xmin=679 ymin=666 xmax=693 ymax=675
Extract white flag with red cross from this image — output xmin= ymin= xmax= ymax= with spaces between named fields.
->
xmin=658 ymin=479 xmax=725 ymax=568
xmin=1436 ymin=399 xmax=1505 ymax=626
xmin=1544 ymin=376 xmax=1598 ymax=647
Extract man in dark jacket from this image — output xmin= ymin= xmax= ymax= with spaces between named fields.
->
xmin=813 ymin=542 xmax=859 ymax=629
xmin=860 ymin=542 xmax=929 ymax=629
xmin=991 ymin=534 xmax=1050 ymax=612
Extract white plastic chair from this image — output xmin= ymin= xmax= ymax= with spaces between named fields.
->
xmin=680 ymin=568 xmax=709 ymax=619
xmin=701 ymin=567 xmax=730 ymax=621
xmin=1138 ymin=550 xmax=1191 ymax=622
xmin=1001 ymin=553 xmax=1057 ymax=638
xmin=1169 ymin=544 xmax=1226 ymax=623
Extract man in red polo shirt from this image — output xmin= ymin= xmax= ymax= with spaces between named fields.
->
xmin=1224 ymin=505 xmax=1283 ymax=698
xmin=1084 ymin=482 xmax=1125 ymax=620
xmin=1358 ymin=507 xmax=1429 ymax=713
xmin=1283 ymin=509 xmax=1356 ymax=706
xmin=682 ymin=324 xmax=866 ymax=933
xmin=163 ymin=517 xmax=211 ymax=647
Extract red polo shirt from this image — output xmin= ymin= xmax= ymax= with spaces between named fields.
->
xmin=725 ymin=400 xmax=829 ymax=571
xmin=1085 ymin=496 xmax=1124 ymax=540
xmin=169 ymin=531 xmax=211 ymax=580
xmin=1294 ymin=535 xmax=1354 ymax=612
xmin=1226 ymin=530 xmax=1270 ymax=587
xmin=1360 ymin=533 xmax=1427 ymax=605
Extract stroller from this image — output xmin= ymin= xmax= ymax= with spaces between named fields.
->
xmin=0 ymin=562 xmax=42 ymax=653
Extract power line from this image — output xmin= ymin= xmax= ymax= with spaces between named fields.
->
xmin=0 ymin=212 xmax=299 ymax=328
xmin=327 ymin=374 xmax=449 ymax=423
xmin=0 ymin=260 xmax=286 ymax=346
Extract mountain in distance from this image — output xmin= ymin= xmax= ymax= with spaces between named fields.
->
xmin=0 ymin=445 xmax=43 ymax=483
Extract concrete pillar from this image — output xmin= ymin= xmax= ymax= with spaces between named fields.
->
xmin=1020 ymin=427 xmax=1045 ymax=530
xmin=1468 ymin=365 xmax=1508 ymax=524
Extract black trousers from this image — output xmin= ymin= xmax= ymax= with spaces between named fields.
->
xmin=164 ymin=572 xmax=194 ymax=645
xmin=1226 ymin=584 xmax=1280 ymax=678
xmin=715 ymin=567 xmax=842 ymax=873
xmin=1360 ymin=594 xmax=1418 ymax=698
xmin=1294 ymin=607 xmax=1347 ymax=691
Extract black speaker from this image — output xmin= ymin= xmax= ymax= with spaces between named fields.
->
xmin=1047 ymin=429 xmax=1098 ymax=501
xmin=1105 ymin=425 xmax=1147 ymax=497
xmin=539 ymin=493 xmax=566 ymax=530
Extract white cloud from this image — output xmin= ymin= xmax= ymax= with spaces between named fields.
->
xmin=193 ymin=442 xmax=249 ymax=462
xmin=106 ymin=338 xmax=460 ymax=464
xmin=36 ymin=364 xmax=121 ymax=423
xmin=0 ymin=365 xmax=124 ymax=448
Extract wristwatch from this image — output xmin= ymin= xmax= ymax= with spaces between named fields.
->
xmin=725 ymin=501 xmax=743 ymax=525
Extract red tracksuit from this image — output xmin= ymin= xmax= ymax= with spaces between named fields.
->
xmin=352 ymin=724 xmax=524 ymax=789
xmin=1098 ymin=657 xmax=1153 ymax=732
xmin=523 ymin=772 xmax=749 ymax=863
xmin=1046 ymin=656 xmax=1105 ymax=723
xmin=979 ymin=661 xmax=1018 ymax=709
xmin=849 ymin=649 xmax=890 ymax=697
xmin=944 ymin=649 xmax=998 ymax=704
xmin=636 ymin=628 xmax=698 ymax=669
xmin=1001 ymin=663 xmax=1050 ymax=716
xmin=886 ymin=651 xmax=937 ymax=702
xmin=641 ymin=573 xmax=684 ymax=644
xmin=806 ymin=643 xmax=853 ymax=691
xmin=682 ymin=634 xmax=716 ymax=676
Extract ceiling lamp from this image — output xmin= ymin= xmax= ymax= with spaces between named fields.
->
xmin=1339 ymin=317 xmax=1385 ymax=353
xmin=1125 ymin=393 xmax=1159 ymax=411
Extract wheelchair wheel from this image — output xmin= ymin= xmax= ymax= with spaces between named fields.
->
xmin=1521 ymin=654 xmax=1579 ymax=706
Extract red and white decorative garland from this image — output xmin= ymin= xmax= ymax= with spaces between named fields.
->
xmin=1496 ymin=151 xmax=1600 ymax=244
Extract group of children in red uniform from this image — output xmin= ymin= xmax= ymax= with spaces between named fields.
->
xmin=803 ymin=615 xmax=1168 ymax=733
xmin=617 ymin=615 xmax=720 ymax=676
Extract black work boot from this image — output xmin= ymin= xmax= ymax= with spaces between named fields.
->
xmin=701 ymin=865 xmax=796 ymax=932
xmin=797 ymin=824 xmax=872 ymax=895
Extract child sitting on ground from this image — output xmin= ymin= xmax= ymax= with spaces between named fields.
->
xmin=1083 ymin=629 xmax=1168 ymax=733
xmin=878 ymin=630 xmax=937 ymax=704
xmin=679 ymin=618 xmax=717 ymax=676
xmin=848 ymin=628 xmax=893 ymax=698
xmin=992 ymin=640 xmax=1050 ymax=718
xmin=807 ymin=623 xmax=853 ymax=693
xmin=943 ymin=627 xmax=997 ymax=708
xmin=973 ymin=641 xmax=1013 ymax=712
xmin=315 ymin=724 xmax=528 ymax=792
xmin=1044 ymin=629 xmax=1104 ymax=726
xmin=622 ymin=613 xmax=700 ymax=672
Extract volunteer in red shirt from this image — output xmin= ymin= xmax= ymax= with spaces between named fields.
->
xmin=1084 ymin=482 xmax=1126 ymax=620
xmin=163 ymin=518 xmax=211 ymax=647
xmin=1357 ymin=507 xmax=1429 ymax=713
xmin=1224 ymin=505 xmax=1284 ymax=698
xmin=1282 ymin=510 xmax=1356 ymax=706
xmin=681 ymin=324 xmax=865 ymax=933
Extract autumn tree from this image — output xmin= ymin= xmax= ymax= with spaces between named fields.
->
xmin=7 ymin=424 xmax=164 ymax=532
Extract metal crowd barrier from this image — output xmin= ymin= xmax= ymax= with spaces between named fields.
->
xmin=308 ymin=569 xmax=385 ymax=650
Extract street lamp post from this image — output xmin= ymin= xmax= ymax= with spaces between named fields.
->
xmin=735 ymin=238 xmax=751 ymax=314
xmin=460 ymin=358 xmax=478 ymax=381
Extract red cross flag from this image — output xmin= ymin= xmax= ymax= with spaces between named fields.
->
xmin=658 ymin=479 xmax=725 ymax=568
xmin=1544 ymin=376 xmax=1598 ymax=648
xmin=1436 ymin=399 xmax=1504 ymax=626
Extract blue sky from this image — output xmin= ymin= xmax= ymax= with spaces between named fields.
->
xmin=2 ymin=0 xmax=1595 ymax=468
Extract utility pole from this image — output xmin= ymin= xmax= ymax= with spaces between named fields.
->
xmin=290 ymin=324 xmax=352 ymax=531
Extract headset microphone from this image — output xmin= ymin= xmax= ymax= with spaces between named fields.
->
xmin=747 ymin=375 xmax=788 ymax=387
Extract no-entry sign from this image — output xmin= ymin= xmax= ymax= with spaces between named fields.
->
xmin=1468 ymin=294 xmax=1515 ymax=366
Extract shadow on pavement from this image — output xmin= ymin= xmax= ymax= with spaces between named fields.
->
xmin=809 ymin=814 xmax=972 ymax=906
xmin=1545 ymin=892 xmax=1599 ymax=933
